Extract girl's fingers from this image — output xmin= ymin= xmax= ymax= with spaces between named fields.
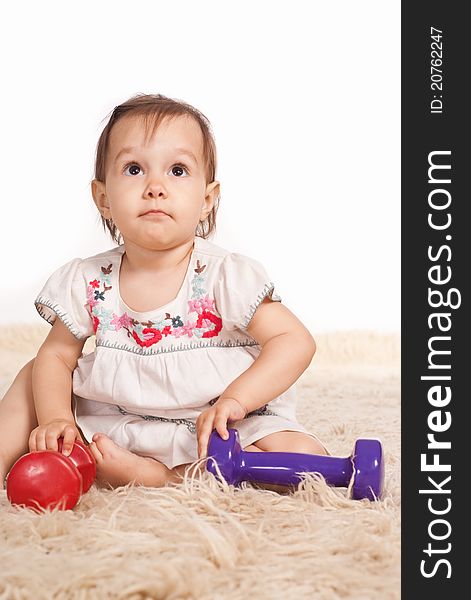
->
xmin=28 ymin=430 xmax=37 ymax=453
xmin=61 ymin=426 xmax=77 ymax=456
xmin=198 ymin=410 xmax=231 ymax=458
xmin=35 ymin=430 xmax=47 ymax=452
xmin=45 ymin=429 xmax=61 ymax=452
xmin=197 ymin=415 xmax=214 ymax=459
xmin=214 ymin=413 xmax=229 ymax=440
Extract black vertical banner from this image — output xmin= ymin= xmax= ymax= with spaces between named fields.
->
xmin=402 ymin=2 xmax=467 ymax=597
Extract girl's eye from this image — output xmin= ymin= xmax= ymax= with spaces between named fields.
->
xmin=170 ymin=164 xmax=189 ymax=177
xmin=122 ymin=163 xmax=189 ymax=177
xmin=123 ymin=163 xmax=142 ymax=176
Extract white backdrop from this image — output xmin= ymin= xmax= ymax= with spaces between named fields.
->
xmin=0 ymin=0 xmax=400 ymax=333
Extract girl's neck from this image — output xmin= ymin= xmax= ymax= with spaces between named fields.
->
xmin=121 ymin=238 xmax=195 ymax=275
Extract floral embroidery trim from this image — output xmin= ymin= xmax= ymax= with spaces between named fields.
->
xmin=242 ymin=282 xmax=281 ymax=329
xmin=36 ymin=256 xmax=280 ymax=349
xmin=85 ymin=259 xmax=222 ymax=349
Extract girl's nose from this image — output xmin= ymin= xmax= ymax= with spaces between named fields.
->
xmin=145 ymin=179 xmax=167 ymax=199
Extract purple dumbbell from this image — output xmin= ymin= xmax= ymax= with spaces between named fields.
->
xmin=206 ymin=428 xmax=384 ymax=501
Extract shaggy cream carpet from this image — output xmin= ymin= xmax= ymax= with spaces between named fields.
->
xmin=0 ymin=325 xmax=400 ymax=599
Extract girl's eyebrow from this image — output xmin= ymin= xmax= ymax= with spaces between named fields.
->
xmin=113 ymin=146 xmax=199 ymax=165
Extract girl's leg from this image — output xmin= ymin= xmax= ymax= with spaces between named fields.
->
xmin=248 ymin=432 xmax=328 ymax=493
xmin=0 ymin=358 xmax=38 ymax=488
xmin=252 ymin=431 xmax=328 ymax=455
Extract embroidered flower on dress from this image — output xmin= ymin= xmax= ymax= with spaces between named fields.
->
xmin=200 ymin=295 xmax=215 ymax=311
xmin=92 ymin=315 xmax=100 ymax=334
xmin=111 ymin=313 xmax=133 ymax=331
xmin=85 ymin=257 xmax=222 ymax=349
xmin=192 ymin=279 xmax=205 ymax=298
xmin=187 ymin=295 xmax=215 ymax=314
xmin=86 ymin=286 xmax=98 ymax=308
xmin=197 ymin=310 xmax=222 ymax=338
xmin=132 ymin=327 xmax=162 ymax=348
xmin=195 ymin=260 xmax=206 ymax=274
xmin=174 ymin=321 xmax=197 ymax=338
xmin=187 ymin=299 xmax=201 ymax=313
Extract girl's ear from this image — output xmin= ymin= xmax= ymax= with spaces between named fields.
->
xmin=201 ymin=180 xmax=220 ymax=219
xmin=91 ymin=179 xmax=111 ymax=219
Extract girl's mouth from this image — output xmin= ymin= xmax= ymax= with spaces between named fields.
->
xmin=141 ymin=210 xmax=170 ymax=217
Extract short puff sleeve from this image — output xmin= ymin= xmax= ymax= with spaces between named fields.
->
xmin=214 ymin=253 xmax=282 ymax=332
xmin=34 ymin=258 xmax=94 ymax=340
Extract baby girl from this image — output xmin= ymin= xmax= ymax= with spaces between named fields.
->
xmin=0 ymin=93 xmax=328 ymax=491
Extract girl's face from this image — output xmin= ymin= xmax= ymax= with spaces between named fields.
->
xmin=92 ymin=115 xmax=219 ymax=250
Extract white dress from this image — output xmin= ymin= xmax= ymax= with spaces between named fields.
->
xmin=34 ymin=236 xmax=327 ymax=469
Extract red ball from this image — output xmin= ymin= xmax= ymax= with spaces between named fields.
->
xmin=6 ymin=451 xmax=82 ymax=512
xmin=57 ymin=438 xmax=96 ymax=492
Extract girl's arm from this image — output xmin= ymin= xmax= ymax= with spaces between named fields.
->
xmin=219 ymin=297 xmax=316 ymax=414
xmin=196 ymin=298 xmax=316 ymax=457
xmin=31 ymin=319 xmax=87 ymax=453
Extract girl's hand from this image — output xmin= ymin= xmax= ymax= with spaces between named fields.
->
xmin=196 ymin=397 xmax=247 ymax=459
xmin=29 ymin=419 xmax=80 ymax=457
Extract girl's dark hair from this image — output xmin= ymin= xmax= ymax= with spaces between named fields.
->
xmin=93 ymin=93 xmax=220 ymax=244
